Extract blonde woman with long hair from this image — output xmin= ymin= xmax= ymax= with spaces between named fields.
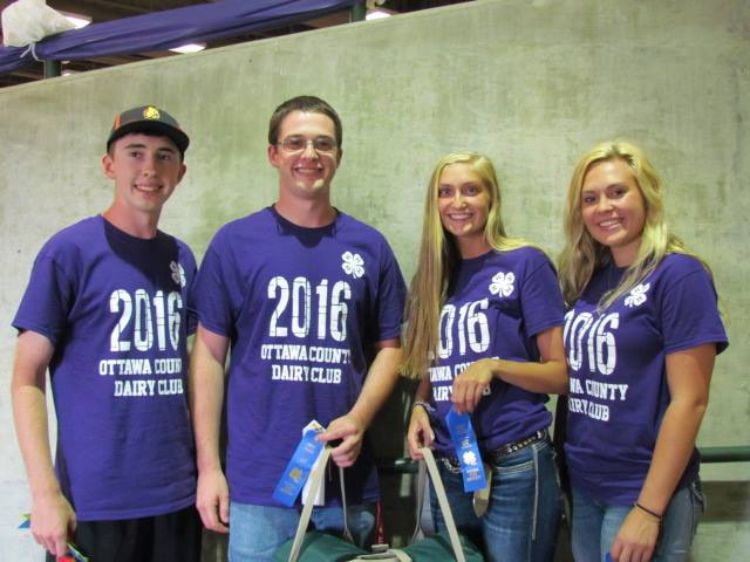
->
xmin=403 ymin=152 xmax=567 ymax=561
xmin=558 ymin=141 xmax=728 ymax=562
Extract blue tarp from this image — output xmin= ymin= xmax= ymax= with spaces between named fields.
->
xmin=0 ymin=0 xmax=357 ymax=74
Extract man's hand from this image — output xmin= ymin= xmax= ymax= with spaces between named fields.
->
xmin=196 ymin=468 xmax=230 ymax=533
xmin=318 ymin=414 xmax=365 ymax=468
xmin=31 ymin=490 xmax=76 ymax=557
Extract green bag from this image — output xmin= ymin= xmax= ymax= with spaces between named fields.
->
xmin=401 ymin=531 xmax=483 ymax=561
xmin=273 ymin=530 xmax=368 ymax=561
xmin=275 ymin=447 xmax=484 ymax=562
xmin=398 ymin=447 xmax=485 ymax=561
xmin=273 ymin=530 xmax=483 ymax=562
xmin=401 ymin=533 xmax=484 ymax=562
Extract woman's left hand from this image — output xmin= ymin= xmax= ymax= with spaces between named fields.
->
xmin=451 ymin=358 xmax=495 ymax=414
xmin=610 ymin=506 xmax=660 ymax=562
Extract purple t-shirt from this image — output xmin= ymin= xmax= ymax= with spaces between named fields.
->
xmin=427 ymin=247 xmax=565 ymax=457
xmin=193 ymin=207 xmax=406 ymax=506
xmin=13 ymin=216 xmax=198 ymax=521
xmin=563 ymin=253 xmax=728 ymax=504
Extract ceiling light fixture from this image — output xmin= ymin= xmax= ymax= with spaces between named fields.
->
xmin=169 ymin=43 xmax=207 ymax=54
xmin=366 ymin=8 xmax=395 ymax=20
xmin=59 ymin=11 xmax=92 ymax=29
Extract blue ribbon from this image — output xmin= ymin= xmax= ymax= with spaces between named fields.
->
xmin=272 ymin=427 xmax=325 ymax=507
xmin=445 ymin=409 xmax=487 ymax=493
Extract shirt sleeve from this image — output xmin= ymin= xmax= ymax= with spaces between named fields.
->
xmin=191 ymin=234 xmax=235 ymax=337
xmin=519 ymin=249 xmax=566 ymax=338
xmin=372 ymin=241 xmax=407 ymax=343
xmin=12 ymin=250 xmax=73 ymax=345
xmin=182 ymin=244 xmax=199 ymax=337
xmin=658 ymin=258 xmax=728 ymax=355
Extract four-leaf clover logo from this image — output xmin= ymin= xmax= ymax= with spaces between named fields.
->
xmin=341 ymin=251 xmax=365 ymax=279
xmin=462 ymin=450 xmax=479 ymax=466
xmin=489 ymin=271 xmax=515 ymax=297
xmin=624 ymin=282 xmax=650 ymax=308
xmin=170 ymin=261 xmax=186 ymax=287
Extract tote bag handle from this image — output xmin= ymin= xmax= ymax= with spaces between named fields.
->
xmin=288 ymin=446 xmax=334 ymax=562
xmin=409 ymin=447 xmax=468 ymax=562
xmin=287 ymin=446 xmax=358 ymax=562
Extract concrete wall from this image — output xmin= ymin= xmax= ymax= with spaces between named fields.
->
xmin=1 ymin=0 xmax=747 ymax=559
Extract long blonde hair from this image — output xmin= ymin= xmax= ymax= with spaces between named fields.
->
xmin=401 ymin=152 xmax=529 ymax=379
xmin=558 ymin=140 xmax=705 ymax=309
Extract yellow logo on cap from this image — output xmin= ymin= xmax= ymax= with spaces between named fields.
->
xmin=143 ymin=106 xmax=160 ymax=120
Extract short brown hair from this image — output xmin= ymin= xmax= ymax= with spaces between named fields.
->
xmin=268 ymin=95 xmax=342 ymax=147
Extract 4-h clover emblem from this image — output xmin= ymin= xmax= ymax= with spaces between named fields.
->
xmin=170 ymin=261 xmax=186 ymax=287
xmin=489 ymin=271 xmax=515 ymax=297
xmin=341 ymin=251 xmax=365 ymax=279
xmin=624 ymin=282 xmax=650 ymax=308
xmin=289 ymin=468 xmax=303 ymax=483
xmin=462 ymin=450 xmax=479 ymax=466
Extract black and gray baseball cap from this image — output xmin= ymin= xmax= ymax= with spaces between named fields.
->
xmin=107 ymin=105 xmax=189 ymax=156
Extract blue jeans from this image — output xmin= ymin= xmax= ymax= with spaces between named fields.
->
xmin=432 ymin=439 xmax=562 ymax=562
xmin=570 ymin=480 xmax=705 ymax=562
xmin=228 ymin=501 xmax=375 ymax=562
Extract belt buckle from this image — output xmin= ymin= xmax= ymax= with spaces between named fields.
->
xmin=439 ymin=456 xmax=463 ymax=474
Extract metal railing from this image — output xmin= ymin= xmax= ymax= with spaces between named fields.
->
xmin=377 ymin=446 xmax=750 ymax=474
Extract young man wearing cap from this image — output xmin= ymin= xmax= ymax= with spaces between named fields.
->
xmin=11 ymin=105 xmax=201 ymax=562
xmin=190 ymin=95 xmax=407 ymax=560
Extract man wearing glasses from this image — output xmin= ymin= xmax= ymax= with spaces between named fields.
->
xmin=190 ymin=95 xmax=406 ymax=561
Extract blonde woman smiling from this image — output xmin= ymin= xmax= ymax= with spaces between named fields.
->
xmin=403 ymin=152 xmax=567 ymax=561
xmin=558 ymin=141 xmax=728 ymax=562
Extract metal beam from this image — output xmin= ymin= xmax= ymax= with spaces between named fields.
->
xmin=43 ymin=60 xmax=62 ymax=78
xmin=350 ymin=1 xmax=366 ymax=22
xmin=377 ymin=446 xmax=750 ymax=474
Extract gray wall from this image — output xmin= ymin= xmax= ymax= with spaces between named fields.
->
xmin=1 ymin=0 xmax=748 ymax=559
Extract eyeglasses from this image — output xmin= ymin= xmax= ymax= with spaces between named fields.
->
xmin=277 ymin=136 xmax=338 ymax=154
